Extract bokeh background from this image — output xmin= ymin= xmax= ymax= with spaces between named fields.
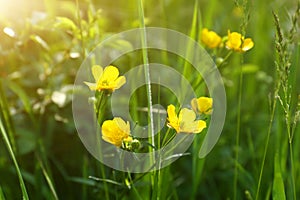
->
xmin=0 ymin=0 xmax=299 ymax=199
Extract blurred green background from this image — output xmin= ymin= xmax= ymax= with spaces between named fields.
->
xmin=0 ymin=0 xmax=299 ymax=199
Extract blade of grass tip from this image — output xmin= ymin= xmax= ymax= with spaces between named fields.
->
xmin=181 ymin=0 xmax=198 ymax=90
xmin=0 ymin=118 xmax=29 ymax=200
xmin=272 ymin=152 xmax=286 ymax=200
xmin=137 ymin=0 xmax=156 ymax=195
xmin=192 ymin=3 xmax=204 ymax=91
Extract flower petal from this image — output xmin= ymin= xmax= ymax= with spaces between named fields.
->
xmin=101 ymin=118 xmax=130 ymax=147
xmin=92 ymin=65 xmax=103 ymax=82
xmin=196 ymin=120 xmax=207 ymax=133
xmin=242 ymin=38 xmax=254 ymax=51
xmin=114 ymin=117 xmax=130 ymax=136
xmin=101 ymin=65 xmax=120 ymax=82
xmin=179 ymin=108 xmax=196 ymax=123
xmin=197 ymin=97 xmax=213 ymax=114
xmin=167 ymin=104 xmax=179 ymax=132
xmin=114 ymin=76 xmax=126 ymax=89
xmin=83 ymin=82 xmax=97 ymax=90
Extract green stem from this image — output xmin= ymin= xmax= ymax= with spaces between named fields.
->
xmin=94 ymin=91 xmax=110 ymax=200
xmin=161 ymin=128 xmax=172 ymax=147
xmin=233 ymin=54 xmax=243 ymax=200
xmin=217 ymin=51 xmax=233 ymax=69
xmin=255 ymin=89 xmax=278 ymax=200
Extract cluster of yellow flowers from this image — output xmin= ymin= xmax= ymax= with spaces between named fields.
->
xmin=201 ymin=28 xmax=254 ymax=52
xmin=84 ymin=65 xmax=213 ymax=150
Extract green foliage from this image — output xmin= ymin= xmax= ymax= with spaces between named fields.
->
xmin=0 ymin=0 xmax=299 ymax=199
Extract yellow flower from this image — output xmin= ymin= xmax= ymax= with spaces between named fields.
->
xmin=167 ymin=104 xmax=206 ymax=134
xmin=101 ymin=117 xmax=132 ymax=147
xmin=201 ymin=28 xmax=222 ymax=49
xmin=84 ymin=65 xmax=126 ymax=92
xmin=226 ymin=30 xmax=254 ymax=52
xmin=191 ymin=97 xmax=213 ymax=115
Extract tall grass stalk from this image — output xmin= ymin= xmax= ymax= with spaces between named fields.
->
xmin=137 ymin=0 xmax=156 ymax=197
xmin=256 ymin=4 xmax=300 ymax=199
xmin=233 ymin=0 xmax=250 ymax=199
xmin=0 ymin=81 xmax=29 ymax=200
xmin=273 ymin=6 xmax=299 ymax=199
xmin=255 ymin=90 xmax=278 ymax=200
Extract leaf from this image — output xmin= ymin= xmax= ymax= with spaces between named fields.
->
xmin=0 ymin=186 xmax=6 ymax=200
xmin=54 ymin=17 xmax=77 ymax=31
xmin=272 ymin=152 xmax=286 ymax=200
xmin=6 ymin=80 xmax=33 ymax=117
xmin=30 ymin=35 xmax=50 ymax=51
xmin=15 ymin=129 xmax=36 ymax=155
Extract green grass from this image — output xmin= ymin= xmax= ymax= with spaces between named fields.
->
xmin=0 ymin=0 xmax=300 ymax=199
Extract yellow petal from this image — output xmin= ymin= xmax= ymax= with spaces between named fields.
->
xmin=201 ymin=28 xmax=222 ymax=48
xmin=226 ymin=30 xmax=242 ymax=51
xmin=114 ymin=117 xmax=130 ymax=135
xmin=179 ymin=108 xmax=196 ymax=123
xmin=101 ymin=118 xmax=130 ymax=147
xmin=83 ymin=81 xmax=97 ymax=90
xmin=178 ymin=108 xmax=199 ymax=133
xmin=242 ymin=38 xmax=254 ymax=51
xmin=196 ymin=120 xmax=207 ymax=133
xmin=91 ymin=65 xmax=103 ymax=82
xmin=197 ymin=97 xmax=213 ymax=114
xmin=167 ymin=104 xmax=179 ymax=132
xmin=101 ymin=65 xmax=120 ymax=82
xmin=114 ymin=76 xmax=126 ymax=89
xmin=102 ymin=120 xmax=119 ymax=146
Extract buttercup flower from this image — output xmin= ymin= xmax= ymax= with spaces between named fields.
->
xmin=167 ymin=104 xmax=206 ymax=134
xmin=84 ymin=65 xmax=126 ymax=92
xmin=201 ymin=28 xmax=222 ymax=48
xmin=226 ymin=30 xmax=254 ymax=52
xmin=102 ymin=117 xmax=132 ymax=147
xmin=191 ymin=97 xmax=213 ymax=115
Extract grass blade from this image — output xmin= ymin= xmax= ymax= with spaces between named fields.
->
xmin=36 ymin=155 xmax=59 ymax=200
xmin=0 ymin=115 xmax=29 ymax=200
xmin=137 ymin=0 xmax=156 ymax=197
xmin=272 ymin=152 xmax=286 ymax=200
xmin=0 ymin=186 xmax=6 ymax=200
